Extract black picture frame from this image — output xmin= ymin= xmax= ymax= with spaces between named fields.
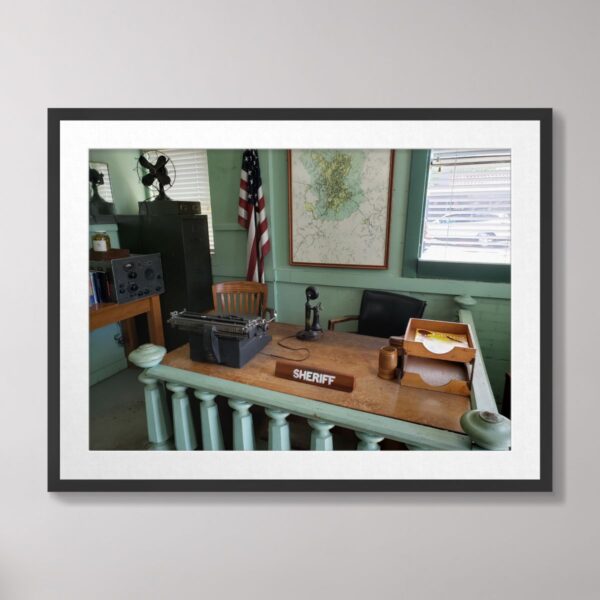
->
xmin=48 ymin=108 xmax=552 ymax=492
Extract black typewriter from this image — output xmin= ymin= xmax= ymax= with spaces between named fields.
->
xmin=168 ymin=311 xmax=273 ymax=368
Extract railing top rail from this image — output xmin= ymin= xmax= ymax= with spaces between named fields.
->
xmin=458 ymin=307 xmax=499 ymax=414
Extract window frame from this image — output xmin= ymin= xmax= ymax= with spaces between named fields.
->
xmin=142 ymin=148 xmax=215 ymax=253
xmin=402 ymin=150 xmax=511 ymax=283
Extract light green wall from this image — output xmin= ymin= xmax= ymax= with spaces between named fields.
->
xmin=207 ymin=149 xmax=510 ymax=402
xmin=88 ymin=150 xmax=146 ymax=383
xmin=89 ymin=149 xmax=146 ymax=214
xmin=206 ymin=150 xmax=277 ymax=302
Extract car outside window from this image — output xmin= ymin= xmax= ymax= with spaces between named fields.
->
xmin=420 ymin=149 xmax=511 ymax=265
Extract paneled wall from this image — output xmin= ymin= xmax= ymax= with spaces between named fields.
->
xmin=207 ymin=149 xmax=510 ymax=401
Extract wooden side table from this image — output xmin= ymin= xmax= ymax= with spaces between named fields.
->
xmin=90 ymin=295 xmax=165 ymax=359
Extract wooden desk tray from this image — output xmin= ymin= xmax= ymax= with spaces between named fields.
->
xmin=403 ymin=318 xmax=476 ymax=364
xmin=400 ymin=355 xmax=472 ymax=397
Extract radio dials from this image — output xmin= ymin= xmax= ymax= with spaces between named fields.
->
xmin=90 ymin=253 xmax=163 ymax=305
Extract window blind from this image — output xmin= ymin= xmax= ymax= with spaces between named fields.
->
xmin=150 ymin=149 xmax=215 ymax=251
xmin=89 ymin=161 xmax=114 ymax=203
xmin=420 ymin=149 xmax=511 ymax=264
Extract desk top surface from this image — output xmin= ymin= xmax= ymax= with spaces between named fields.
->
xmin=161 ymin=322 xmax=470 ymax=434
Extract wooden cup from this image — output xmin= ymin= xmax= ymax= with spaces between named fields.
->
xmin=378 ymin=345 xmax=398 ymax=380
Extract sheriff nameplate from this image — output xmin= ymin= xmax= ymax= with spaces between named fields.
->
xmin=274 ymin=361 xmax=354 ymax=393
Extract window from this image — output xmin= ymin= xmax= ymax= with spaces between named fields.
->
xmin=147 ymin=149 xmax=215 ymax=251
xmin=89 ymin=161 xmax=114 ymax=203
xmin=403 ymin=149 xmax=511 ymax=282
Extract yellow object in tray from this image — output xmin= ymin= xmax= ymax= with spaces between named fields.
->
xmin=415 ymin=329 xmax=469 ymax=354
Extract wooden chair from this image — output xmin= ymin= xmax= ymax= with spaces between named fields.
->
xmin=212 ymin=281 xmax=271 ymax=317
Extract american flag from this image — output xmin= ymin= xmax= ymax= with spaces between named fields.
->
xmin=238 ymin=149 xmax=271 ymax=282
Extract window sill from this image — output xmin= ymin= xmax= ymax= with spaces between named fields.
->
xmin=412 ymin=260 xmax=510 ymax=283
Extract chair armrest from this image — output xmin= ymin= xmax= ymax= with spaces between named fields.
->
xmin=328 ymin=315 xmax=359 ymax=331
xmin=263 ymin=307 xmax=277 ymax=320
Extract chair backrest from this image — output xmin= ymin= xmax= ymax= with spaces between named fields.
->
xmin=357 ymin=290 xmax=427 ymax=338
xmin=212 ymin=281 xmax=268 ymax=317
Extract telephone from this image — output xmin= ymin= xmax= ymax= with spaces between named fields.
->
xmin=296 ymin=286 xmax=323 ymax=341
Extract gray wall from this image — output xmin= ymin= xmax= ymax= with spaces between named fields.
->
xmin=1 ymin=1 xmax=595 ymax=598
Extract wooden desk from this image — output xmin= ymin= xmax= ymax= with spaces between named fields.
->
xmin=161 ymin=322 xmax=469 ymax=434
xmin=90 ymin=295 xmax=165 ymax=358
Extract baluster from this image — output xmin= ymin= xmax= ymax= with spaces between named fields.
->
xmin=308 ymin=419 xmax=335 ymax=451
xmin=138 ymin=371 xmax=173 ymax=446
xmin=138 ymin=372 xmax=172 ymax=447
xmin=194 ymin=390 xmax=224 ymax=450
xmin=128 ymin=344 xmax=172 ymax=448
xmin=166 ymin=383 xmax=197 ymax=450
xmin=355 ymin=431 xmax=384 ymax=451
xmin=265 ymin=408 xmax=291 ymax=451
xmin=228 ymin=399 xmax=255 ymax=450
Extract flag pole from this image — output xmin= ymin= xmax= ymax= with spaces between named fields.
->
xmin=254 ymin=193 xmax=262 ymax=282
xmin=254 ymin=150 xmax=263 ymax=283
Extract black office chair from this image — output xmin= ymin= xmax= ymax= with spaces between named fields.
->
xmin=328 ymin=290 xmax=427 ymax=338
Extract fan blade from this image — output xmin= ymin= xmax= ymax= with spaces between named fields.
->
xmin=141 ymin=173 xmax=156 ymax=187
xmin=156 ymin=173 xmax=171 ymax=187
xmin=155 ymin=155 xmax=168 ymax=168
xmin=138 ymin=155 xmax=154 ymax=170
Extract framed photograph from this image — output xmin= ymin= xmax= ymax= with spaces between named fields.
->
xmin=288 ymin=149 xmax=394 ymax=268
xmin=48 ymin=108 xmax=552 ymax=492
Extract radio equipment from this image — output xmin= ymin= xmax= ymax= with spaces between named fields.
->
xmin=89 ymin=253 xmax=164 ymax=304
xmin=168 ymin=311 xmax=273 ymax=368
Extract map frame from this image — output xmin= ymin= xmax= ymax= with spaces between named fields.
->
xmin=288 ymin=149 xmax=394 ymax=269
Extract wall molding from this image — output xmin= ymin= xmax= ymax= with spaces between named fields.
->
xmin=211 ymin=265 xmax=510 ymax=300
xmin=273 ymin=267 xmax=510 ymax=300
xmin=213 ymin=222 xmax=244 ymax=231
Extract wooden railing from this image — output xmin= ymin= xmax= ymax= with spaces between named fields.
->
xmin=129 ymin=296 xmax=510 ymax=451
